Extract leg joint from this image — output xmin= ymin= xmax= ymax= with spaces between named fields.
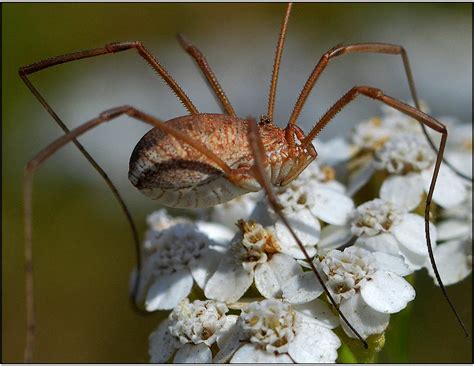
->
xmin=99 ymin=105 xmax=134 ymax=119
xmin=105 ymin=41 xmax=143 ymax=53
xmin=327 ymin=44 xmax=346 ymax=58
xmin=355 ymin=85 xmax=384 ymax=99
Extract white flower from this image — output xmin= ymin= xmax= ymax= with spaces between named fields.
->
xmin=282 ymin=247 xmax=414 ymax=340
xmin=313 ymin=137 xmax=355 ymax=166
xmin=346 ymin=111 xmax=422 ymax=196
xmin=346 ymin=106 xmax=470 ymax=201
xmin=216 ymin=299 xmax=341 ymax=363
xmin=286 ymin=161 xmax=355 ymax=226
xmin=204 ymin=220 xmax=304 ymax=302
xmin=135 ymin=211 xmax=233 ymax=311
xmin=439 ymin=118 xmax=472 ymax=178
xmin=351 ymin=114 xmax=420 ymax=154
xmin=250 ymin=162 xmax=354 ymax=260
xmin=149 ymin=298 xmax=236 ymax=363
xmin=426 ymin=189 xmax=472 ymax=285
xmin=352 ymin=198 xmax=437 ymax=271
xmin=146 ymin=209 xmax=191 ymax=232
xmin=375 ymin=134 xmax=467 ymax=210
xmin=210 ymin=192 xmax=263 ymax=231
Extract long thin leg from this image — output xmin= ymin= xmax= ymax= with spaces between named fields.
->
xmin=246 ymin=118 xmax=368 ymax=349
xmin=19 ymin=41 xmax=198 ymax=114
xmin=19 ymin=40 xmax=201 ymax=325
xmin=286 ymin=43 xmax=471 ymax=181
xmin=19 ymin=75 xmax=144 ymax=312
xmin=177 ymin=34 xmax=237 ymax=117
xmin=266 ymin=2 xmax=293 ymax=121
xmin=301 ymin=86 xmax=469 ymax=337
xmin=23 ymin=106 xmax=233 ymax=362
xmin=288 ymin=43 xmax=418 ymax=125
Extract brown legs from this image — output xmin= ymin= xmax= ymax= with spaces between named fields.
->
xmin=19 ymin=41 xmax=198 ymax=114
xmin=246 ymin=118 xmax=368 ymax=348
xmin=19 ymin=39 xmax=205 ymax=312
xmin=177 ymin=34 xmax=237 ymax=117
xmin=285 ymin=42 xmax=471 ymax=180
xmin=178 ymin=1 xmax=294 ymax=121
xmin=287 ymin=43 xmax=419 ymax=125
xmin=19 ymin=42 xmax=202 ymax=362
xmin=266 ymin=3 xmax=293 ymax=121
xmin=23 ymin=106 xmax=232 ymax=362
xmin=301 ymin=85 xmax=469 ymax=337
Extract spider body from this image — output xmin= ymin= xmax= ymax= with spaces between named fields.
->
xmin=128 ymin=113 xmax=317 ymax=208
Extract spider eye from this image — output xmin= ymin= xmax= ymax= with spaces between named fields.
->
xmin=259 ymin=114 xmax=272 ymax=125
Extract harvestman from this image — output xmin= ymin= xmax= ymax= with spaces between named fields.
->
xmin=20 ymin=3 xmax=470 ymax=362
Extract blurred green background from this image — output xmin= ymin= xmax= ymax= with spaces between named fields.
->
xmin=3 ymin=3 xmax=472 ymax=363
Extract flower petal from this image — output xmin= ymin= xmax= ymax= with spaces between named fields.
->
xmin=422 ymin=163 xmax=467 ymax=209
xmin=174 ymin=343 xmax=212 ymax=363
xmin=380 ymin=173 xmax=424 ymax=211
xmin=308 ymin=186 xmax=355 ymax=225
xmin=446 ymin=151 xmax=472 ymax=178
xmin=281 ymin=271 xmax=324 ymax=304
xmin=372 ymin=252 xmax=412 ymax=276
xmin=354 ymin=234 xmax=400 ymax=256
xmin=273 ymin=209 xmax=319 ymax=259
xmin=230 ymin=344 xmax=292 ymax=363
xmin=214 ymin=316 xmax=242 ymax=363
xmin=145 ymin=270 xmax=193 ymax=311
xmin=361 ymin=271 xmax=415 ymax=314
xmin=347 ymin=161 xmax=376 ymax=197
xmin=322 ymin=180 xmax=347 ymax=194
xmin=189 ymin=248 xmax=221 ymax=289
xmin=210 ymin=193 xmax=260 ymax=231
xmin=318 ymin=224 xmax=353 ymax=254
xmin=293 ymin=299 xmax=340 ymax=329
xmin=437 ymin=219 xmax=471 ymax=242
xmin=398 ymin=245 xmax=429 ymax=271
xmin=426 ymin=239 xmax=472 ymax=286
xmin=216 ymin=315 xmax=239 ymax=349
xmin=314 ymin=137 xmax=354 ymax=166
xmin=267 ymin=253 xmax=304 ymax=284
xmin=340 ymin=293 xmax=390 ymax=339
xmin=255 ymin=254 xmax=303 ymax=299
xmin=195 ymin=221 xmax=235 ymax=252
xmin=392 ymin=213 xmax=437 ymax=256
xmin=254 ymin=262 xmax=281 ymax=298
xmin=149 ymin=319 xmax=178 ymax=363
xmin=288 ymin=312 xmax=340 ymax=363
xmin=204 ymin=257 xmax=253 ymax=303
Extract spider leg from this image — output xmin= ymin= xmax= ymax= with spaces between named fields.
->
xmin=23 ymin=106 xmax=232 ymax=362
xmin=19 ymin=41 xmax=198 ymax=113
xmin=287 ymin=42 xmax=471 ymax=181
xmin=19 ymin=41 xmax=202 ymax=326
xmin=177 ymin=34 xmax=237 ymax=117
xmin=245 ymin=118 xmax=369 ymax=349
xmin=266 ymin=2 xmax=293 ymax=121
xmin=301 ymin=86 xmax=469 ymax=337
xmin=19 ymin=74 xmax=144 ymax=311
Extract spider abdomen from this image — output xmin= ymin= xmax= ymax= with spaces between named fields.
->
xmin=128 ymin=113 xmax=287 ymax=208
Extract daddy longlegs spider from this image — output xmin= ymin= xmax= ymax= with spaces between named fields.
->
xmin=19 ymin=3 xmax=471 ymax=362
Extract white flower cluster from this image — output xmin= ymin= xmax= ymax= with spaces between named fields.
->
xmin=136 ymin=106 xmax=471 ymax=363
